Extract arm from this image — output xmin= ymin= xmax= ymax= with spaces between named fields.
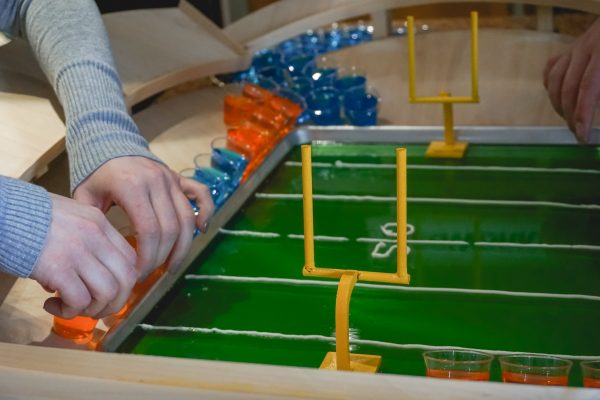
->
xmin=544 ymin=18 xmax=600 ymax=143
xmin=11 ymin=0 xmax=213 ymax=279
xmin=0 ymin=176 xmax=137 ymax=318
xmin=0 ymin=0 xmax=212 ymax=317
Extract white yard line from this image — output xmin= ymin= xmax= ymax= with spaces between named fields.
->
xmin=475 ymin=242 xmax=600 ymax=251
xmin=184 ymin=275 xmax=600 ymax=302
xmin=285 ymin=160 xmax=600 ymax=175
xmin=218 ymin=229 xmax=598 ymax=252
xmin=138 ymin=324 xmax=600 ymax=361
xmin=219 ymin=228 xmax=280 ymax=238
xmin=287 ymin=234 xmax=349 ymax=242
xmin=255 ymin=193 xmax=600 ymax=211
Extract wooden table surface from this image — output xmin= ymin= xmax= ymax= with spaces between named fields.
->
xmin=0 ymin=27 xmax=597 ymax=399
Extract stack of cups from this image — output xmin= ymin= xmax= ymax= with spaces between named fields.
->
xmin=221 ymin=78 xmax=304 ymax=180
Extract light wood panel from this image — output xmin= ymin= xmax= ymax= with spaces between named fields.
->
xmin=329 ymin=29 xmax=580 ymax=127
xmin=102 ymin=6 xmax=249 ymax=108
xmin=225 ymin=0 xmax=600 ymax=51
xmin=0 ymin=69 xmax=65 ymax=181
xmin=0 ymin=342 xmax=595 ymax=400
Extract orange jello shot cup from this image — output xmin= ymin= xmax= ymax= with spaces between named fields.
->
xmin=223 ymin=94 xmax=257 ymax=127
xmin=52 ymin=313 xmax=98 ymax=342
xmin=423 ymin=350 xmax=493 ymax=381
xmin=242 ymin=83 xmax=274 ymax=104
xmin=499 ymin=355 xmax=572 ymax=386
xmin=581 ymin=360 xmax=600 ymax=388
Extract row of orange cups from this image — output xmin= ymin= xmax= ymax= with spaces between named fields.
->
xmin=223 ymin=83 xmax=303 ymax=180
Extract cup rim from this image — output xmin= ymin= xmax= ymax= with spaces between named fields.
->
xmin=581 ymin=360 xmax=600 ymax=371
xmin=423 ymin=349 xmax=493 ymax=364
xmin=179 ymin=167 xmax=196 ymax=179
xmin=498 ymin=354 xmax=573 ymax=370
xmin=210 ymin=136 xmax=228 ymax=149
xmin=193 ymin=152 xmax=212 ymax=168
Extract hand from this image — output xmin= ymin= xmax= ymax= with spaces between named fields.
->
xmin=30 ymin=194 xmax=138 ymax=319
xmin=544 ymin=18 xmax=600 ymax=143
xmin=73 ymin=156 xmax=214 ymax=279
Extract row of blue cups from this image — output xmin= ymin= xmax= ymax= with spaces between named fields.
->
xmin=182 ymin=143 xmax=249 ymax=210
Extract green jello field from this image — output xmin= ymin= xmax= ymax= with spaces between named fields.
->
xmin=118 ymin=143 xmax=600 ymax=386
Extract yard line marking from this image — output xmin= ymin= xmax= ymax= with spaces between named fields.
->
xmin=288 ymin=234 xmax=349 ymax=242
xmin=475 ymin=242 xmax=600 ymax=252
xmin=219 ymin=228 xmax=280 ymax=238
xmin=357 ymin=237 xmax=470 ymax=246
xmin=285 ymin=161 xmax=333 ymax=168
xmin=255 ymin=193 xmax=600 ymax=211
xmin=285 ymin=159 xmax=600 ymax=175
xmin=138 ymin=324 xmax=600 ymax=361
xmin=184 ymin=275 xmax=600 ymax=302
xmin=217 ymin=229 xmax=598 ymax=252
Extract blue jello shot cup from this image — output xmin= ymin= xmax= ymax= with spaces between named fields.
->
xmin=210 ymin=137 xmax=248 ymax=189
xmin=343 ymin=86 xmax=380 ymax=126
xmin=306 ymin=86 xmax=342 ymax=125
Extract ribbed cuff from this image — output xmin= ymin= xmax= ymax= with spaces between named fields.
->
xmin=56 ymin=60 xmax=162 ymax=192
xmin=0 ymin=177 xmax=52 ymax=278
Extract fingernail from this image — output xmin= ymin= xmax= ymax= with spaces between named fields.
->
xmin=201 ymin=222 xmax=209 ymax=233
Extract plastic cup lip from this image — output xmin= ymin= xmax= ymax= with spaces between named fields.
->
xmin=210 ymin=136 xmax=228 ymax=149
xmin=193 ymin=153 xmax=212 ymax=168
xmin=498 ymin=354 xmax=573 ymax=370
xmin=581 ymin=360 xmax=600 ymax=371
xmin=423 ymin=349 xmax=493 ymax=365
xmin=275 ymin=87 xmax=308 ymax=109
xmin=306 ymin=86 xmax=341 ymax=111
xmin=179 ymin=167 xmax=196 ymax=179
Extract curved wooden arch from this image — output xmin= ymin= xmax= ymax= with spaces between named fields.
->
xmin=225 ymin=0 xmax=600 ymax=51
xmin=102 ymin=4 xmax=248 ymax=108
xmin=0 ymin=38 xmax=65 ymax=180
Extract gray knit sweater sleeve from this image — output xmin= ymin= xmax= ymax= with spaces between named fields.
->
xmin=0 ymin=0 xmax=160 ymax=277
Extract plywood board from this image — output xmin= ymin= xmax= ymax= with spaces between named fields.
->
xmin=102 ymin=7 xmax=249 ymax=107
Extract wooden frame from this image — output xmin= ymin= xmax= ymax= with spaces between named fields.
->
xmin=225 ymin=0 xmax=600 ymax=51
xmin=1 ymin=1 xmax=599 ymax=397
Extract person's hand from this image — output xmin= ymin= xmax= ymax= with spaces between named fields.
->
xmin=544 ymin=18 xmax=600 ymax=143
xmin=30 ymin=194 xmax=138 ymax=319
xmin=73 ymin=156 xmax=214 ymax=279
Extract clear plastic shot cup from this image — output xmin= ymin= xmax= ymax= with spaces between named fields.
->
xmin=581 ymin=360 xmax=600 ymax=388
xmin=499 ymin=355 xmax=572 ymax=386
xmin=423 ymin=350 xmax=493 ymax=381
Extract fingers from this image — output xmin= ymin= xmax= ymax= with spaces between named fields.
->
xmin=43 ymin=271 xmax=90 ymax=319
xmin=117 ymin=192 xmax=160 ymax=279
xmin=544 ymin=53 xmax=561 ymax=89
xmin=77 ymin=256 xmax=119 ymax=318
xmin=546 ymin=52 xmax=571 ymax=119
xmin=179 ymin=176 xmax=215 ymax=233
xmin=574 ymin=56 xmax=600 ymax=143
xmin=165 ymin=187 xmax=196 ymax=272
xmin=90 ymin=235 xmax=138 ymax=317
xmin=560 ymin=49 xmax=590 ymax=132
xmin=148 ymin=176 xmax=180 ymax=268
